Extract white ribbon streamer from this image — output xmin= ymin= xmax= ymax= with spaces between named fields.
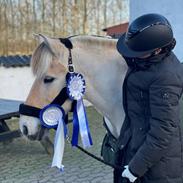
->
xmin=51 ymin=117 xmax=65 ymax=171
xmin=77 ymin=99 xmax=91 ymax=148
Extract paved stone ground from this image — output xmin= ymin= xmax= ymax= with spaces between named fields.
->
xmin=0 ymin=107 xmax=113 ymax=183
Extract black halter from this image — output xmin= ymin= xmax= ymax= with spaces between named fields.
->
xmin=19 ymin=38 xmax=74 ymax=119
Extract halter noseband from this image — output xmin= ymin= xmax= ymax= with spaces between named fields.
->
xmin=19 ymin=38 xmax=74 ymax=119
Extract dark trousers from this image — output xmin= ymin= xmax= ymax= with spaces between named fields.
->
xmin=113 ymin=169 xmax=130 ymax=183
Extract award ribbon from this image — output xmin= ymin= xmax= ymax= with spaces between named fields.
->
xmin=40 ymin=104 xmax=67 ymax=171
xmin=67 ymin=73 xmax=93 ymax=148
xmin=39 ymin=72 xmax=93 ymax=172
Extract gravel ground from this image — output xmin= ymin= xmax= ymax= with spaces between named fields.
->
xmin=0 ymin=107 xmax=113 ymax=183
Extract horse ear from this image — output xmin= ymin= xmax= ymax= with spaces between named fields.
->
xmin=33 ymin=33 xmax=44 ymax=44
xmin=37 ymin=33 xmax=60 ymax=57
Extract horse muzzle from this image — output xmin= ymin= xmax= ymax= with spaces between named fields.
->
xmin=19 ymin=112 xmax=44 ymax=138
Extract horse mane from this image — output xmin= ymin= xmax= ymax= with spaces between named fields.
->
xmin=71 ymin=35 xmax=117 ymax=50
xmin=31 ymin=42 xmax=53 ymax=78
xmin=31 ymin=35 xmax=118 ymax=78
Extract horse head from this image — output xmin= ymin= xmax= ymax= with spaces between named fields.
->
xmin=19 ymin=34 xmax=73 ymax=140
xmin=19 ymin=34 xmax=127 ymax=142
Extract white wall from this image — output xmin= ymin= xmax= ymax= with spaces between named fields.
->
xmin=0 ymin=67 xmax=35 ymax=101
xmin=130 ymin=0 xmax=183 ymax=61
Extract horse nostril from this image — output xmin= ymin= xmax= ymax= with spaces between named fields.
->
xmin=23 ymin=125 xmax=28 ymax=136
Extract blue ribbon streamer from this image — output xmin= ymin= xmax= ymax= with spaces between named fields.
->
xmin=71 ymin=104 xmax=79 ymax=146
xmin=71 ymin=99 xmax=93 ymax=148
xmin=39 ymin=104 xmax=68 ymax=171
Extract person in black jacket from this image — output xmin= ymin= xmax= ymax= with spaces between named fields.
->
xmin=115 ymin=13 xmax=183 ymax=183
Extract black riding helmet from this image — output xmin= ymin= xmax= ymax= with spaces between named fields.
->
xmin=117 ymin=13 xmax=175 ymax=58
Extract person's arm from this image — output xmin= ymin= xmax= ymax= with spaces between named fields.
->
xmin=128 ymin=71 xmax=182 ymax=177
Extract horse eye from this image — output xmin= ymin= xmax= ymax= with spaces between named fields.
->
xmin=43 ymin=76 xmax=55 ymax=84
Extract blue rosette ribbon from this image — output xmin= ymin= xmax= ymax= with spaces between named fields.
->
xmin=67 ymin=73 xmax=93 ymax=148
xmin=40 ymin=104 xmax=67 ymax=171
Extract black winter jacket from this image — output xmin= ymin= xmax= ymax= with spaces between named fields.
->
xmin=119 ymin=52 xmax=183 ymax=183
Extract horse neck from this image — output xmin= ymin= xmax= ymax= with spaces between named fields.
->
xmin=71 ymin=42 xmax=128 ymax=138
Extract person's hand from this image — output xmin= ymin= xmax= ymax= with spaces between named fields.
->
xmin=122 ymin=165 xmax=137 ymax=182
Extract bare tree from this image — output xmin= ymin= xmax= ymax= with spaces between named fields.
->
xmin=103 ymin=0 xmax=108 ymax=28
xmin=52 ymin=0 xmax=56 ymax=36
xmin=0 ymin=0 xmax=129 ymax=55
xmin=0 ymin=2 xmax=3 ymax=54
xmin=71 ymin=0 xmax=79 ymax=35
xmin=41 ymin=0 xmax=45 ymax=32
xmin=3 ymin=0 xmax=9 ymax=55
xmin=82 ymin=0 xmax=88 ymax=34
xmin=32 ymin=0 xmax=37 ymax=33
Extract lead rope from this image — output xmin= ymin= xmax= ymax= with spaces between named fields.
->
xmin=65 ymin=134 xmax=123 ymax=171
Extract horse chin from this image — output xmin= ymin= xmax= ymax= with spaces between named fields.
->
xmin=26 ymin=127 xmax=45 ymax=141
xmin=19 ymin=115 xmax=53 ymax=154
xmin=27 ymin=134 xmax=38 ymax=141
xmin=37 ymin=127 xmax=48 ymax=141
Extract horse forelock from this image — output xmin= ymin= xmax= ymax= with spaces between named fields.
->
xmin=31 ymin=42 xmax=53 ymax=78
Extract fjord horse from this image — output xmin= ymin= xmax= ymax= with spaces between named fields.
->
xmin=19 ymin=34 xmax=127 ymax=146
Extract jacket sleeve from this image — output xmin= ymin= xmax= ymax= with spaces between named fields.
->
xmin=128 ymin=71 xmax=182 ymax=177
